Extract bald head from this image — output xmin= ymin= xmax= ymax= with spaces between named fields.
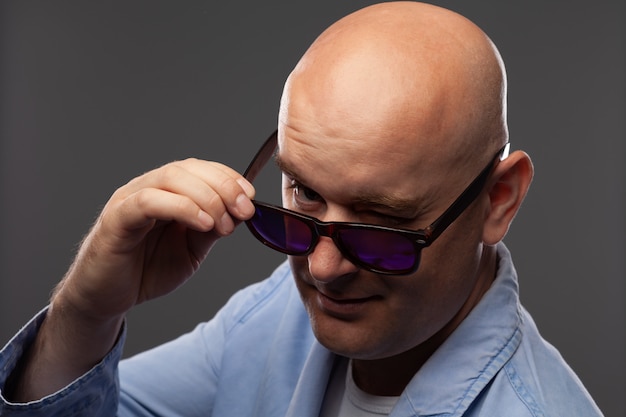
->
xmin=273 ymin=3 xmax=534 ymax=370
xmin=279 ymin=1 xmax=508 ymax=171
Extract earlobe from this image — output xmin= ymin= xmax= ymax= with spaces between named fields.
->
xmin=482 ymin=150 xmax=534 ymax=245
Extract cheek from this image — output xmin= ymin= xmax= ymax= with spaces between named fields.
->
xmin=288 ymin=255 xmax=307 ymax=278
xmin=421 ymin=198 xmax=486 ymax=276
xmin=391 ymin=269 xmax=472 ymax=335
xmin=395 ymin=209 xmax=486 ymax=329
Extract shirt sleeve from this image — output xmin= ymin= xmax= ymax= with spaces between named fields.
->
xmin=0 ymin=307 xmax=125 ymax=417
xmin=0 ymin=261 xmax=295 ymax=417
xmin=118 ymin=318 xmax=225 ymax=417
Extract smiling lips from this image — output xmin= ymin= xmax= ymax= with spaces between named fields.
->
xmin=322 ymin=292 xmax=377 ymax=304
xmin=314 ymin=288 xmax=381 ymax=318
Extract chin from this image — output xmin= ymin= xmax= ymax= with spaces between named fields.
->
xmin=305 ymin=304 xmax=399 ymax=360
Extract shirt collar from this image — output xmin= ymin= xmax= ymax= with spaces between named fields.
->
xmin=393 ymin=242 xmax=523 ymax=416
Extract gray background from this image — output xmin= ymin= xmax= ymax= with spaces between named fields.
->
xmin=0 ymin=1 xmax=623 ymax=415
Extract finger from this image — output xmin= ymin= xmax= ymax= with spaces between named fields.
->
xmin=118 ymin=159 xmax=255 ymax=222
xmin=103 ymin=187 xmax=219 ymax=253
xmin=206 ymin=162 xmax=256 ymax=198
xmin=171 ymin=159 xmax=256 ymax=219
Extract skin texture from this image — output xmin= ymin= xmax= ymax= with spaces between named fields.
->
xmin=277 ymin=2 xmax=533 ymax=395
xmin=7 ymin=1 xmax=533 ymax=403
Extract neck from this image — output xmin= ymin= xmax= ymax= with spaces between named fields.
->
xmin=352 ymin=245 xmax=498 ymax=396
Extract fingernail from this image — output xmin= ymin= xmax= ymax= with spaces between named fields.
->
xmin=220 ymin=212 xmax=234 ymax=234
xmin=236 ymin=178 xmax=255 ymax=198
xmin=197 ymin=210 xmax=213 ymax=229
xmin=236 ymin=193 xmax=255 ymax=217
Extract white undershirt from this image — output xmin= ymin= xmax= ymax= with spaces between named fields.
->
xmin=319 ymin=358 xmax=401 ymax=417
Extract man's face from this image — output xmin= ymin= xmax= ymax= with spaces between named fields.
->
xmin=274 ymin=24 xmax=503 ymax=359
xmin=270 ymin=2 xmax=508 ymax=362
xmin=278 ymin=125 xmax=492 ymax=361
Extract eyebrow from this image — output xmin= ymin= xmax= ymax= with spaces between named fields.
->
xmin=274 ymin=153 xmax=303 ymax=184
xmin=352 ymin=194 xmax=422 ymax=217
xmin=275 ymin=153 xmax=424 ymax=219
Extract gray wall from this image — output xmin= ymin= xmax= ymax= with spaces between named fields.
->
xmin=0 ymin=1 xmax=623 ymax=415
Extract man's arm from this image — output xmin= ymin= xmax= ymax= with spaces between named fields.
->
xmin=3 ymin=158 xmax=255 ymax=403
xmin=4 ymin=298 xmax=124 ymax=402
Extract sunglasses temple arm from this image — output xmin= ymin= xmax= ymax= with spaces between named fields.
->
xmin=243 ymin=130 xmax=279 ymax=181
xmin=423 ymin=148 xmax=504 ymax=244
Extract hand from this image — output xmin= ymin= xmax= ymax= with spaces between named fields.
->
xmin=6 ymin=158 xmax=256 ymax=402
xmin=55 ymin=158 xmax=256 ymax=322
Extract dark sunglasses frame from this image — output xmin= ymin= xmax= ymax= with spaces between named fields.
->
xmin=244 ymin=130 xmax=509 ymax=275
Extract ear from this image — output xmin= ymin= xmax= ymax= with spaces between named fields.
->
xmin=482 ymin=150 xmax=534 ymax=245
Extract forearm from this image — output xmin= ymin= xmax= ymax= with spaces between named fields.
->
xmin=1 ymin=156 xmax=255 ymax=409
xmin=5 ymin=296 xmax=124 ymax=402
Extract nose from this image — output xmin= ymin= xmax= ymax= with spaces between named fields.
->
xmin=307 ymin=235 xmax=359 ymax=282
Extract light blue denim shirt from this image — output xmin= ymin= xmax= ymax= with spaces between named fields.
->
xmin=0 ymin=243 xmax=603 ymax=416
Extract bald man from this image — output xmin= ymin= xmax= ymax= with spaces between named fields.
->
xmin=0 ymin=2 xmax=602 ymax=416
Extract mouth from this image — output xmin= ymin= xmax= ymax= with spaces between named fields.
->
xmin=320 ymin=292 xmax=377 ymax=303
xmin=314 ymin=289 xmax=381 ymax=318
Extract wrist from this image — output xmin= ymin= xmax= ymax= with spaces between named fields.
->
xmin=49 ymin=288 xmax=125 ymax=341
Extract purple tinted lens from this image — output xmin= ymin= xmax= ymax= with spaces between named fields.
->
xmin=250 ymin=207 xmax=313 ymax=253
xmin=338 ymin=228 xmax=417 ymax=272
xmin=250 ymin=205 xmax=418 ymax=273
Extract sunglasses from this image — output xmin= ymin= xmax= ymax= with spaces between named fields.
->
xmin=244 ymin=130 xmax=509 ymax=275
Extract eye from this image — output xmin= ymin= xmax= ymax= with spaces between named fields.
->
xmin=285 ymin=179 xmax=324 ymax=211
xmin=360 ymin=210 xmax=413 ymax=228
xmin=294 ymin=183 xmax=321 ymax=202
